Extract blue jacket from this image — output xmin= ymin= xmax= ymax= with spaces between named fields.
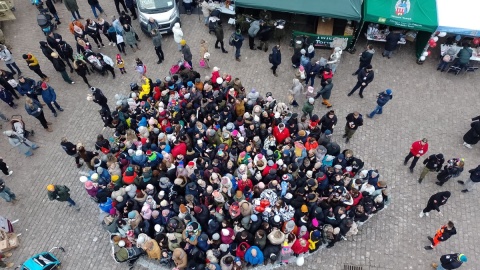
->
xmin=41 ymin=86 xmax=57 ymax=103
xmin=271 ymin=46 xmax=281 ymax=65
xmin=25 ymin=99 xmax=43 ymax=117
xmin=132 ymin=154 xmax=147 ymax=167
xmin=244 ymin=246 xmax=264 ymax=265
xmin=376 ymin=92 xmax=393 ymax=106
xmin=306 ymin=62 xmax=321 ymax=76
xmin=17 ymin=78 xmax=36 ymax=95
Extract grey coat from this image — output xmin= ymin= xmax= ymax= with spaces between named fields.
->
xmin=0 ymin=48 xmax=15 ymax=64
xmin=182 ymin=45 xmax=192 ymax=62
xmin=317 ymin=82 xmax=333 ymax=100
xmin=6 ymin=132 xmax=36 ymax=155
xmin=152 ymin=32 xmax=162 ymax=48
xmin=248 ymin=21 xmax=260 ymax=37
xmin=64 ymin=0 xmax=79 ymax=12
xmin=289 ymin=78 xmax=303 ymax=101
xmin=122 ymin=26 xmax=137 ymax=46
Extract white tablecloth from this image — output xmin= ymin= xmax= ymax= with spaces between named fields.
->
xmin=440 ymin=44 xmax=480 ymax=61
xmin=364 ymin=33 xmax=406 ymax=44
xmin=210 ymin=3 xmax=235 ymax=15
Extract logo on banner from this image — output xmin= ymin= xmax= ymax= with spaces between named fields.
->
xmin=394 ymin=0 xmax=411 ymax=16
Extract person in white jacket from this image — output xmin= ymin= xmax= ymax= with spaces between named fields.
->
xmin=172 ymin=23 xmax=184 ymax=51
xmin=0 ymin=45 xmax=22 ymax=75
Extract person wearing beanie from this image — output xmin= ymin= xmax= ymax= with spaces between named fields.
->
xmin=314 ymin=78 xmax=333 ymax=108
xmin=347 ymin=64 xmax=374 ymax=98
xmin=431 ymin=253 xmax=466 ymax=269
xmin=244 ymin=246 xmax=264 ymax=266
xmin=180 ymin=39 xmax=193 ymax=68
xmin=417 ymin=153 xmax=444 ymax=183
xmin=367 ymin=89 xmax=393 ymax=119
xmin=343 ymin=111 xmax=363 ymax=144
xmin=46 ymin=184 xmax=80 ymax=211
xmin=301 ymin=97 xmax=315 ymax=120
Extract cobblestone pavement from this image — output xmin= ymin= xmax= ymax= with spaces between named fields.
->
xmin=0 ymin=0 xmax=479 ymax=269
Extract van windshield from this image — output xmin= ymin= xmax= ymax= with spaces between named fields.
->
xmin=137 ymin=0 xmax=173 ymax=13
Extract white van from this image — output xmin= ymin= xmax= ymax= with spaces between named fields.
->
xmin=137 ymin=0 xmax=180 ymax=34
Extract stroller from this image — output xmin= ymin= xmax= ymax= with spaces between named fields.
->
xmin=84 ymin=50 xmax=105 ymax=75
xmin=35 ymin=2 xmax=57 ymax=35
xmin=109 ymin=234 xmax=144 ymax=270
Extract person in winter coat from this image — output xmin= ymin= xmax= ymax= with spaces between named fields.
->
xmin=305 ymin=60 xmax=320 ymax=87
xmin=40 ymin=82 xmax=64 ymax=117
xmin=89 ymin=87 xmax=110 ymax=112
xmin=404 ymin=138 xmax=429 ymax=173
xmin=0 ymin=45 xmax=21 ymax=75
xmin=382 ymin=31 xmax=401 ymax=58
xmin=172 ymin=23 xmax=184 ymax=51
xmin=314 ymin=78 xmax=333 ymax=108
xmin=45 ymin=0 xmax=60 ymax=24
xmin=462 ymin=116 xmax=480 ymax=149
xmin=244 ymin=246 xmax=264 ymax=266
xmin=367 ymin=89 xmax=393 ymax=118
xmin=248 ymin=20 xmax=262 ymax=50
xmin=200 ymin=39 xmax=209 ymax=68
xmin=419 ymin=191 xmax=450 ymax=217
xmin=64 ymin=0 xmax=82 ymax=20
xmin=257 ymin=24 xmax=272 ymax=52
xmin=0 ymin=87 xmax=16 ymax=108
xmin=201 ymin=0 xmax=214 ymax=24
xmin=431 ymin=253 xmax=467 ymax=270
xmin=457 ymin=164 xmax=480 ymax=193
xmin=320 ymin=110 xmax=337 ymax=134
xmin=418 ymin=153 xmax=444 ymax=183
xmin=61 ymin=137 xmax=83 ymax=168
xmin=3 ymin=130 xmax=38 ymax=156
xmin=172 ymin=248 xmax=188 ymax=269
xmin=455 ymin=44 xmax=473 ymax=69
xmin=424 ymin=221 xmax=457 ymax=250
xmin=353 ymin=44 xmax=375 ymax=75
xmin=47 ymin=184 xmax=80 ymax=210
xmin=347 ymin=65 xmax=374 ymax=98
xmin=22 ymin=53 xmax=48 ymax=81
xmin=232 ymin=30 xmax=244 ymax=62
xmin=343 ymin=112 xmax=363 ymax=143
xmin=151 ymin=29 xmax=164 ymax=64
xmin=289 ymin=78 xmax=303 ymax=107
xmin=273 ymin=123 xmax=290 ymax=144
xmin=0 ymin=157 xmax=12 ymax=176
xmin=85 ymin=19 xmax=105 ymax=48
xmin=39 ymin=41 xmax=55 ymax=64
xmin=73 ymin=59 xmax=91 ymax=87
xmin=122 ymin=24 xmax=140 ymax=52
xmin=301 ymin=98 xmax=314 ymax=118
xmin=25 ymin=97 xmax=52 ymax=131
xmin=214 ymin=23 xmax=228 ymax=53
xmin=269 ymin=45 xmax=281 ymax=77
xmin=50 ymin=53 xmax=74 ymax=84
xmin=180 ymin=40 xmax=192 ymax=68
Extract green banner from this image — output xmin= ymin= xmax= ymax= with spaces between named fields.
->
xmin=292 ymin=31 xmax=353 ymax=49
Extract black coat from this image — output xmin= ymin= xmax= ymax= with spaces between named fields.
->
xmin=271 ymin=47 xmax=281 ymax=65
xmin=384 ymin=32 xmax=401 ymax=51
xmin=356 ymin=68 xmax=374 ymax=85
xmin=45 ymin=0 xmax=57 ymax=15
xmin=52 ymin=57 xmax=67 ymax=72
xmin=359 ymin=50 xmax=374 ymax=66
xmin=422 ymin=154 xmax=445 ymax=171
xmin=468 ymin=165 xmax=480 ymax=182
xmin=47 ymin=33 xmax=63 ymax=51
xmin=426 ymin=191 xmax=451 ymax=212
xmin=345 ymin=113 xmax=363 ymax=130
xmin=463 ymin=121 xmax=480 ymax=144
xmin=320 ymin=114 xmax=337 ymax=133
xmin=39 ymin=41 xmax=54 ymax=62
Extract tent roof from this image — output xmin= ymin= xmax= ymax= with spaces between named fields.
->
xmin=363 ymin=0 xmax=437 ymax=32
xmin=436 ymin=0 xmax=480 ymax=36
xmin=235 ymin=0 xmax=362 ymax=21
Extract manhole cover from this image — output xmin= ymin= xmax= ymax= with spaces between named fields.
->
xmin=344 ymin=264 xmax=363 ymax=270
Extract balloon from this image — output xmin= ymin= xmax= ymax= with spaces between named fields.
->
xmin=80 ymin=176 xmax=88 ymax=182
xmin=473 ymin=38 xmax=480 ymax=45
xmin=296 ymin=255 xmax=305 ymax=266
xmin=430 ymin=42 xmax=437 ymax=48
xmin=433 ymin=36 xmax=439 ymax=42
xmin=427 ymin=50 xmax=431 ymax=56
xmin=255 ymin=206 xmax=265 ymax=213
xmin=429 ymin=38 xmax=435 ymax=44
xmin=260 ymin=199 xmax=270 ymax=207
xmin=419 ymin=56 xmax=426 ymax=61
xmin=422 ymin=52 xmax=429 ymax=57
xmin=438 ymin=32 xmax=447 ymax=37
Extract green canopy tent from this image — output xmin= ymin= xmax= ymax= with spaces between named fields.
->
xmin=235 ymin=0 xmax=362 ymax=21
xmin=357 ymin=0 xmax=438 ymax=58
xmin=235 ymin=0 xmax=362 ymax=49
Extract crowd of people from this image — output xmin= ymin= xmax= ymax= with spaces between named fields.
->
xmin=0 ymin=0 xmax=477 ymax=269
xmin=58 ymin=60 xmax=396 ymax=269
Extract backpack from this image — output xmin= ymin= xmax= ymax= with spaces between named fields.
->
xmin=268 ymin=53 xmax=273 ymax=63
xmin=228 ymin=33 xmax=235 ymax=46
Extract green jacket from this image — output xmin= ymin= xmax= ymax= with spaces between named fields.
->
xmin=457 ymin=48 xmax=472 ymax=65
xmin=302 ymin=102 xmax=314 ymax=114
xmin=64 ymin=0 xmax=79 ymax=12
xmin=48 ymin=185 xmax=71 ymax=202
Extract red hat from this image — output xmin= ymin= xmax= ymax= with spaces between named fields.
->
xmin=41 ymin=82 xmax=48 ymax=89
xmin=141 ymin=138 xmax=147 ymax=144
xmin=188 ymin=161 xmax=195 ymax=167
xmin=194 ymin=206 xmax=202 ymax=214
xmin=146 ymin=150 xmax=152 ymax=156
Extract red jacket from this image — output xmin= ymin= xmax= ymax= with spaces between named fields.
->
xmin=237 ymin=179 xmax=253 ymax=193
xmin=262 ymin=164 xmax=278 ymax=177
xmin=171 ymin=142 xmax=187 ymax=159
xmin=410 ymin=140 xmax=429 ymax=156
xmin=291 ymin=238 xmax=309 ymax=254
xmin=273 ymin=126 xmax=290 ymax=144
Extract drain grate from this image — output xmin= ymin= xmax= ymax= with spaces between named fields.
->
xmin=344 ymin=264 xmax=363 ymax=270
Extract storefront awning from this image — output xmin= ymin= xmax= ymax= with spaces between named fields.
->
xmin=235 ymin=0 xmax=362 ymax=21
xmin=436 ymin=0 xmax=480 ymax=36
xmin=363 ymin=0 xmax=437 ymax=32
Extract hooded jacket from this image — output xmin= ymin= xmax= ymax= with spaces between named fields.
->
xmin=359 ymin=48 xmax=375 ymax=66
xmin=244 ymin=246 xmax=264 ymax=265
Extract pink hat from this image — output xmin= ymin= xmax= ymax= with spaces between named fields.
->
xmin=299 ymin=65 xmax=305 ymax=71
xmin=240 ymin=151 xmax=246 ymax=157
xmin=257 ymin=154 xmax=263 ymax=159
xmin=85 ymin=181 xmax=93 ymax=190
xmin=232 ymin=130 xmax=239 ymax=137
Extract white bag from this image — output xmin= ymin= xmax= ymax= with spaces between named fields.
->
xmin=116 ymin=34 xmax=124 ymax=44
xmin=7 ymin=79 xmax=17 ymax=88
